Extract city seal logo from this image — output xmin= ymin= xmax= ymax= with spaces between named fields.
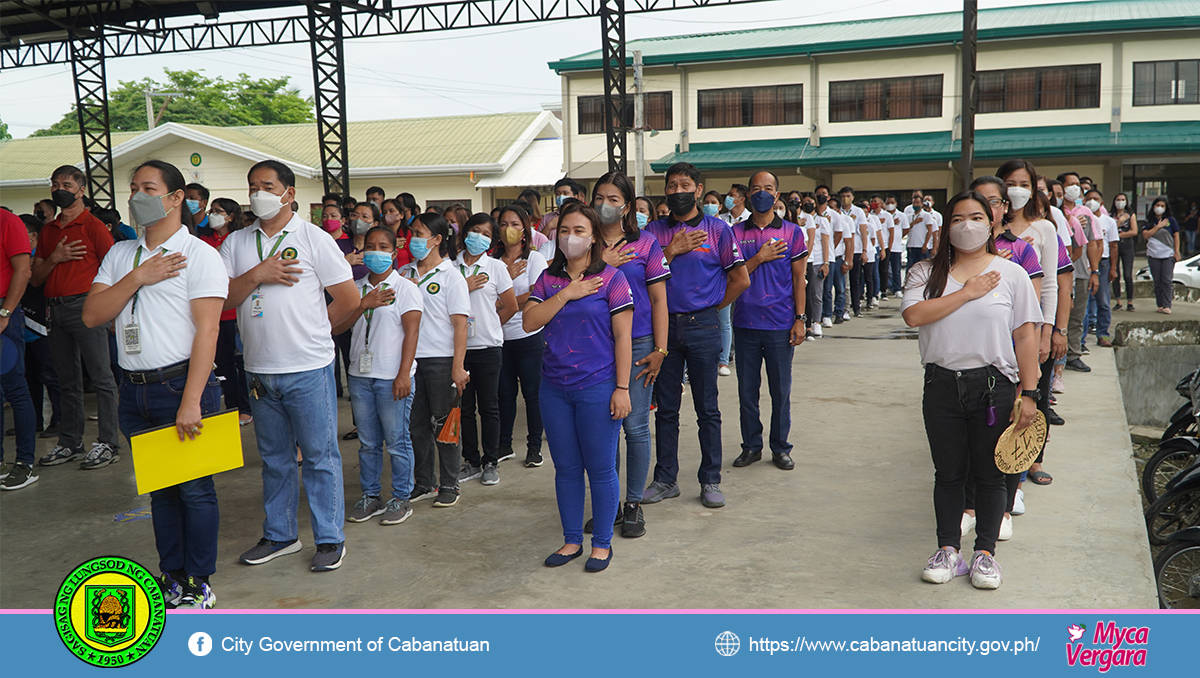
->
xmin=55 ymin=556 xmax=165 ymax=668
xmin=427 ymin=282 xmax=441 ymax=295
xmin=281 ymin=247 xmax=298 ymax=260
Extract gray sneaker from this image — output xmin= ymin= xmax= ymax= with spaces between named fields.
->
xmin=311 ymin=543 xmax=345 ymax=572
xmin=39 ymin=445 xmax=82 ymax=466
xmin=0 ymin=462 xmax=38 ymax=490
xmin=239 ymin=538 xmax=302 ymax=565
xmin=458 ymin=462 xmax=482 ymax=483
xmin=481 ymin=463 xmax=499 ymax=486
xmin=380 ymin=498 xmax=413 ymax=525
xmin=700 ymin=483 xmax=725 ymax=508
xmin=79 ymin=442 xmax=119 ymax=470
xmin=347 ymin=494 xmax=385 ymax=523
xmin=641 ymin=480 xmax=680 ymax=504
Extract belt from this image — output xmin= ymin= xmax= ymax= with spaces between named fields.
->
xmin=125 ymin=360 xmax=191 ymax=385
xmin=925 ymin=363 xmax=998 ymax=379
xmin=669 ymin=305 xmax=718 ymax=318
xmin=47 ymin=293 xmax=87 ymax=306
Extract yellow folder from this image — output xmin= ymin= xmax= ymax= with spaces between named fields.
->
xmin=130 ymin=410 xmax=244 ymax=495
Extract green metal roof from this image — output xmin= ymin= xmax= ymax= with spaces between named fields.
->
xmin=648 ymin=122 xmax=1200 ymax=173
xmin=550 ymin=0 xmax=1200 ymax=72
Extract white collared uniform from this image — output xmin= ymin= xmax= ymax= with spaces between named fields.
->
xmin=349 ymin=269 xmax=423 ymax=381
xmin=822 ymin=208 xmax=847 ymax=258
xmin=220 ymin=213 xmax=353 ymax=374
xmin=95 ymin=226 xmax=228 ymax=371
xmin=798 ymin=212 xmax=828 ymax=265
xmin=454 ymin=252 xmax=514 ymax=350
xmin=865 ymin=212 xmax=882 ymax=263
xmin=889 ymin=210 xmax=909 ymax=253
xmin=503 ymin=250 xmax=548 ymax=341
xmin=721 ymin=209 xmax=750 ymax=226
xmin=400 ymin=258 xmax=472 ymax=359
xmin=1097 ymin=214 xmax=1119 ymax=259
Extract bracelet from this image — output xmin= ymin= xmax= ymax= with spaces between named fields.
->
xmin=615 ymin=385 xmax=629 ymax=390
xmin=654 ymin=347 xmax=668 ymax=357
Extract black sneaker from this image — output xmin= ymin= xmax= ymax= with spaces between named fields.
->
xmin=432 ymin=487 xmax=460 ymax=508
xmin=524 ymin=450 xmax=544 ymax=467
xmin=496 ymin=447 xmax=516 ymax=463
xmin=620 ymin=502 xmax=646 ymax=538
xmin=584 ymin=510 xmax=624 ymax=534
xmin=38 ymin=423 xmax=60 ymax=439
xmin=177 ymin=576 xmax=216 ymax=609
xmin=158 ymin=572 xmax=183 ymax=609
xmin=0 ymin=461 xmax=38 ymax=490
xmin=239 ymin=538 xmax=302 ymax=565
xmin=409 ymin=485 xmax=437 ymax=502
xmin=39 ymin=445 xmax=82 ymax=466
xmin=311 ymin=543 xmax=345 ymax=572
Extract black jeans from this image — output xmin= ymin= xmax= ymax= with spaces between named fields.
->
xmin=849 ymin=253 xmax=864 ymax=314
xmin=1112 ymin=240 xmax=1135 ymax=303
xmin=461 ymin=346 xmax=503 ymax=467
xmin=411 ymin=357 xmax=461 ymax=491
xmin=24 ymin=335 xmax=61 ymax=430
xmin=332 ymin=329 xmax=352 ymax=399
xmin=498 ymin=332 xmax=544 ymax=454
xmin=214 ymin=319 xmax=251 ymax=415
xmin=922 ymin=363 xmax=1014 ymax=554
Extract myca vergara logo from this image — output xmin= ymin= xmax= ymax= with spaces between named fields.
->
xmin=1065 ymin=621 xmax=1148 ymax=672
xmin=55 ymin=556 xmax=165 ymax=668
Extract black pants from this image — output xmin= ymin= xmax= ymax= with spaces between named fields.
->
xmin=498 ymin=332 xmax=544 ymax=454
xmin=461 ymin=346 xmax=503 ymax=467
xmin=849 ymin=253 xmax=864 ymax=314
xmin=214 ymin=319 xmax=251 ymax=415
xmin=23 ymin=335 xmax=61 ymax=430
xmin=923 ymin=363 xmax=1014 ymax=554
xmin=1112 ymin=241 xmax=1135 ymax=303
xmin=411 ymin=357 xmax=461 ymax=491
xmin=332 ymin=330 xmax=352 ymax=399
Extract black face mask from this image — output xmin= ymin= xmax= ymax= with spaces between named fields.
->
xmin=666 ymin=191 xmax=697 ymax=216
xmin=51 ymin=189 xmax=78 ymax=208
xmin=34 ymin=210 xmax=45 ymax=221
xmin=788 ymin=199 xmax=801 ymax=208
xmin=801 ymin=203 xmax=816 ymax=214
xmin=816 ymin=194 xmax=828 ymax=205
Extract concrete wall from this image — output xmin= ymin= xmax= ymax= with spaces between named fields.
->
xmin=1113 ymin=320 xmax=1200 ymax=428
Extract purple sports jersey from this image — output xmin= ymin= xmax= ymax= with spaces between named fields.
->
xmin=731 ymin=216 xmax=809 ymax=330
xmin=611 ymin=231 xmax=671 ymax=339
xmin=529 ymin=265 xmax=634 ymax=391
xmin=1055 ymin=235 xmax=1073 ymax=276
xmin=995 ymin=231 xmax=1044 ymax=280
xmin=645 ymin=214 xmax=745 ymax=313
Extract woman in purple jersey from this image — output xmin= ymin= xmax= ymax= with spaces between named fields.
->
xmin=523 ymin=202 xmax=634 ymax=572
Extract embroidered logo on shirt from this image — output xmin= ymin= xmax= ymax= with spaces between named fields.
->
xmin=281 ymin=247 xmax=298 ymax=260
xmin=427 ymin=282 xmax=441 ymax=295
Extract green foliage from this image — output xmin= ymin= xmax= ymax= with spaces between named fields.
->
xmin=0 ymin=115 xmax=10 ymax=140
xmin=33 ymin=68 xmax=314 ymax=137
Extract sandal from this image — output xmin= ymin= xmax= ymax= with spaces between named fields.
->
xmin=1028 ymin=470 xmax=1053 ymax=485
xmin=342 ymin=428 xmax=358 ymax=441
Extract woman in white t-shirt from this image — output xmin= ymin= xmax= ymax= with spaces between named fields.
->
xmin=454 ymin=213 xmax=517 ymax=487
xmin=901 ymin=190 xmax=1042 ymax=591
xmin=495 ymin=204 xmax=550 ymax=469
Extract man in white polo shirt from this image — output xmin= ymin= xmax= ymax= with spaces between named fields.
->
xmin=83 ymin=159 xmax=228 ymax=609
xmin=885 ymin=195 xmax=908 ymax=298
xmin=221 ymin=160 xmax=359 ymax=573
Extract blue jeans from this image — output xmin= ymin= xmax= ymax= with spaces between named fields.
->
xmin=821 ymin=265 xmax=835 ymax=320
xmin=617 ymin=335 xmax=656 ymax=503
xmin=348 ymin=375 xmax=414 ymax=500
xmin=1084 ymin=257 xmax=1113 ymax=340
xmin=733 ymin=327 xmax=793 ymax=456
xmin=888 ymin=252 xmax=904 ymax=294
xmin=867 ymin=256 xmax=880 ymax=300
xmin=907 ymin=246 xmax=927 ymax=273
xmin=498 ymin=331 xmax=544 ymax=454
xmin=0 ymin=306 xmax=36 ymax=465
xmin=653 ymin=308 xmax=723 ymax=487
xmin=718 ymin=305 xmax=732 ymax=366
xmin=118 ymin=371 xmax=222 ymax=577
xmin=247 ymin=362 xmax=345 ymax=545
xmin=832 ymin=255 xmax=847 ymax=316
xmin=541 ymin=377 xmax=621 ymax=549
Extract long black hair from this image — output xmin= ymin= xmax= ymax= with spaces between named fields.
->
xmin=414 ymin=212 xmax=456 ymax=259
xmin=1147 ymin=196 xmax=1172 ymax=223
xmin=460 ymin=212 xmax=497 ymax=255
xmin=921 ymin=190 xmax=1000 ymax=300
xmin=996 ymin=159 xmax=1041 ymax=223
xmin=592 ymin=170 xmax=640 ymax=242
xmin=548 ymin=201 xmax=607 ymax=279
xmin=493 ymin=204 xmax=532 ymax=261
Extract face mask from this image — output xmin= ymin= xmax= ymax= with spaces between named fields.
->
xmin=502 ymin=226 xmax=523 ymax=245
xmin=816 ymin=194 xmax=828 ymax=206
xmin=702 ymin=204 xmax=720 ymax=217
xmin=127 ymin=191 xmax=173 ymax=228
xmin=596 ymin=202 xmax=625 ymax=225
xmin=1006 ymin=186 xmax=1031 ymax=210
xmin=555 ymin=195 xmax=568 ymax=207
xmin=885 ymin=203 xmax=897 ymax=212
xmin=724 ymin=195 xmax=735 ymax=210
xmin=1054 ymin=196 xmax=1064 ymax=207
xmin=923 ymin=200 xmax=933 ymax=208
xmin=322 ymin=218 xmax=343 ymax=232
xmin=750 ymin=190 xmax=776 ymax=214
xmin=51 ymin=189 xmax=78 ymax=208
xmin=1154 ymin=206 xmax=1166 ymax=216
xmin=1085 ymin=199 xmax=1101 ymax=213
xmin=774 ymin=209 xmax=786 ymax=219
xmin=185 ymin=199 xmax=201 ymax=215
xmin=370 ymin=200 xmax=381 ymax=208
xmin=409 ymin=236 xmax=434 ymax=260
xmin=1064 ymin=185 xmax=1082 ymax=202
xmin=559 ymin=234 xmax=592 ymax=260
xmin=949 ymin=219 xmax=991 ymax=252
xmin=351 ymin=218 xmax=373 ymax=236
xmin=464 ymin=232 xmax=491 ymax=256
xmin=384 ymin=213 xmax=400 ymax=226
xmin=788 ymin=199 xmax=801 ymax=208
xmin=1114 ymin=199 xmax=1126 ymax=210
xmin=249 ymin=190 xmax=286 ymax=220
xmin=208 ymin=213 xmax=227 ymax=231
xmin=666 ymin=191 xmax=696 ymax=216
xmin=801 ymin=203 xmax=816 ymax=214
xmin=636 ymin=212 xmax=649 ymax=228
xmin=363 ymin=251 xmax=393 ymax=274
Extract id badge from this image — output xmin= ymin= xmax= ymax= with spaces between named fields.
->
xmin=251 ymin=294 xmax=264 ymax=318
xmin=466 ymin=316 xmax=476 ymax=339
xmin=358 ymin=350 xmax=374 ymax=374
xmin=123 ymin=323 xmax=142 ymax=355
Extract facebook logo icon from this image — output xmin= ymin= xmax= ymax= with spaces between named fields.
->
xmin=188 ymin=632 xmax=213 ymax=657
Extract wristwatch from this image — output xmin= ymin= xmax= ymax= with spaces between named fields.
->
xmin=794 ymin=314 xmax=807 ymax=323
xmin=1053 ymin=325 xmax=1067 ymax=336
xmin=1021 ymin=389 xmax=1041 ymax=400
xmin=653 ymin=347 xmax=668 ymax=357
xmin=0 ymin=308 xmax=10 ymax=318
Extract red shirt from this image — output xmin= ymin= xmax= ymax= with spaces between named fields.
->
xmin=1 ymin=209 xmax=32 ymax=295
xmin=200 ymin=231 xmax=238 ymax=321
xmin=36 ymin=208 xmax=113 ymax=298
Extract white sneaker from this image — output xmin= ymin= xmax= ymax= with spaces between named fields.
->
xmin=921 ymin=547 xmax=968 ymax=584
xmin=1011 ymin=489 xmax=1025 ymax=516
xmin=960 ymin=511 xmax=976 ymax=537
xmin=843 ymin=312 xmax=851 ymax=321
xmin=998 ymin=514 xmax=1013 ymax=541
xmin=894 ymin=291 xmax=903 ymax=299
xmin=822 ymin=317 xmax=833 ymax=328
xmin=969 ymin=550 xmax=1003 ymax=589
xmin=718 ymin=365 xmax=732 ymax=377
xmin=812 ymin=324 xmax=823 ymax=337
xmin=1051 ymin=375 xmax=1065 ymax=394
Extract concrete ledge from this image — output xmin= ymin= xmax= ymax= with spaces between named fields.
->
xmin=1129 ymin=281 xmax=1200 ymax=302
xmin=1113 ymin=321 xmax=1200 ymax=428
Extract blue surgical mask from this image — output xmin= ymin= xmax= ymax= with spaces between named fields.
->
xmin=409 ymin=236 xmax=433 ymax=260
xmin=464 ymin=232 xmax=491 ymax=256
xmin=702 ymin=204 xmax=720 ymax=217
xmin=363 ymin=251 xmax=393 ymax=274
xmin=186 ymin=199 xmax=201 ymax=215
xmin=724 ymin=195 xmax=735 ymax=210
xmin=555 ymin=195 xmax=567 ymax=207
xmin=750 ymin=190 xmax=776 ymax=214
xmin=636 ymin=212 xmax=649 ymax=228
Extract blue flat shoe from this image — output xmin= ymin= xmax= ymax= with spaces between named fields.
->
xmin=544 ymin=547 xmax=584 ymax=568
xmin=585 ymin=547 xmax=613 ymax=572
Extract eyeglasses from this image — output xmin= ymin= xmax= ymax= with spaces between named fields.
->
xmin=986 ymin=198 xmax=1005 ymax=207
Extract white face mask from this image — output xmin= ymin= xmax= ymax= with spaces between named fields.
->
xmin=1154 ymin=205 xmax=1166 ymax=216
xmin=1085 ymin=199 xmax=1101 ymax=214
xmin=208 ymin=213 xmax=227 ymax=231
xmin=774 ymin=209 xmax=785 ymax=219
xmin=1114 ymin=199 xmax=1126 ymax=210
xmin=949 ymin=219 xmax=991 ymax=253
xmin=249 ymin=190 xmax=286 ymax=220
xmin=1006 ymin=186 xmax=1032 ymax=210
xmin=885 ymin=203 xmax=896 ymax=212
xmin=1064 ymin=185 xmax=1082 ymax=202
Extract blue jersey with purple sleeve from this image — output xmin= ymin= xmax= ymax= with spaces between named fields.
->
xmin=529 ymin=265 xmax=634 ymax=391
xmin=612 ymin=231 xmax=671 ymax=339
xmin=730 ymin=216 xmax=809 ymax=330
xmin=995 ymin=231 xmax=1044 ymax=280
xmin=1055 ymin=235 xmax=1073 ymax=276
xmin=645 ymin=214 xmax=744 ymax=313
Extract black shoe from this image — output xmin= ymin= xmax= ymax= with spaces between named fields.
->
xmin=1064 ymin=358 xmax=1091 ymax=372
xmin=620 ymin=502 xmax=645 ymax=538
xmin=342 ymin=429 xmax=358 ymax=440
xmin=585 ymin=547 xmax=613 ymax=572
xmin=38 ymin=424 xmax=59 ymax=439
xmin=524 ymin=450 xmax=543 ymax=467
xmin=584 ymin=510 xmax=624 ymax=534
xmin=732 ymin=449 xmax=761 ymax=467
xmin=772 ymin=452 xmax=795 ymax=470
xmin=1046 ymin=408 xmax=1065 ymax=426
xmin=833 ymin=316 xmax=844 ymax=325
xmin=544 ymin=547 xmax=583 ymax=567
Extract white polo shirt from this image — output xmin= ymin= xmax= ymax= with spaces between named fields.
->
xmin=720 ymin=208 xmax=750 ymax=226
xmin=400 ymin=258 xmax=472 ymax=359
xmin=1097 ymin=214 xmax=1119 ymax=259
xmin=821 ymin=207 xmax=847 ymax=258
xmin=890 ymin=211 xmax=909 ymax=253
xmin=503 ymin=250 xmax=549 ymax=341
xmin=95 ymin=225 xmax=228 ymax=372
xmin=220 ymin=213 xmax=353 ymax=374
xmin=453 ymin=251 xmax=514 ymax=350
xmin=908 ymin=210 xmax=933 ymax=250
xmin=797 ymin=212 xmax=825 ymax=266
xmin=349 ymin=269 xmax=423 ymax=381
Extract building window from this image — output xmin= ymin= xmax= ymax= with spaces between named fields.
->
xmin=1133 ymin=60 xmax=1199 ymax=106
xmin=577 ymin=92 xmax=673 ymax=135
xmin=828 ymin=75 xmax=942 ymax=122
xmin=977 ymin=64 xmax=1100 ymax=113
xmin=696 ymin=84 xmax=803 ymax=128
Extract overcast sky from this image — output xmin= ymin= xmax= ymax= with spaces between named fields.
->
xmin=0 ymin=0 xmax=1038 ymax=139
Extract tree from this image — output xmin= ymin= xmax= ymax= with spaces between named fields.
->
xmin=33 ymin=68 xmax=315 ymax=137
xmin=0 ymin=115 xmax=10 ymax=140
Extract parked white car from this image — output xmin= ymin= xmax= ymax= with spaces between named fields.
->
xmin=1136 ymin=253 xmax=1200 ymax=288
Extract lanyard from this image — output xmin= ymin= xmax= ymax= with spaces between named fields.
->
xmin=407 ymin=267 xmax=439 ymax=288
xmin=256 ymin=230 xmax=290 ymax=262
xmin=130 ymin=245 xmax=166 ymax=319
xmin=362 ymin=282 xmax=389 ymax=347
xmin=459 ymin=263 xmax=480 ymax=278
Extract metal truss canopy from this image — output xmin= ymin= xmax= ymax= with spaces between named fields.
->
xmin=69 ymin=28 xmax=116 ymax=209
xmin=601 ymin=0 xmax=626 ymax=175
xmin=308 ymin=2 xmax=351 ymax=198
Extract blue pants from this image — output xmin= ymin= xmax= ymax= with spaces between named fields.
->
xmin=718 ymin=305 xmax=732 ymax=366
xmin=617 ymin=335 xmax=656 ymax=503
xmin=825 ymin=255 xmax=847 ymax=318
xmin=348 ymin=375 xmax=414 ymax=500
xmin=118 ymin=371 xmax=222 ymax=577
xmin=867 ymin=256 xmax=880 ymax=300
xmin=907 ymin=246 xmax=927 ymax=273
xmin=733 ymin=327 xmax=793 ymax=456
xmin=653 ymin=308 xmax=723 ymax=487
xmin=247 ymin=362 xmax=345 ymax=546
xmin=1084 ymin=257 xmax=1113 ymax=341
xmin=821 ymin=264 xmax=835 ymax=321
xmin=887 ymin=252 xmax=904 ymax=294
xmin=498 ymin=331 xmax=544 ymax=454
xmin=0 ymin=307 xmax=35 ymax=465
xmin=541 ymin=377 xmax=621 ymax=549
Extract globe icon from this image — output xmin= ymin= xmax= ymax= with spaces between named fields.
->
xmin=715 ymin=631 xmax=740 ymax=656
